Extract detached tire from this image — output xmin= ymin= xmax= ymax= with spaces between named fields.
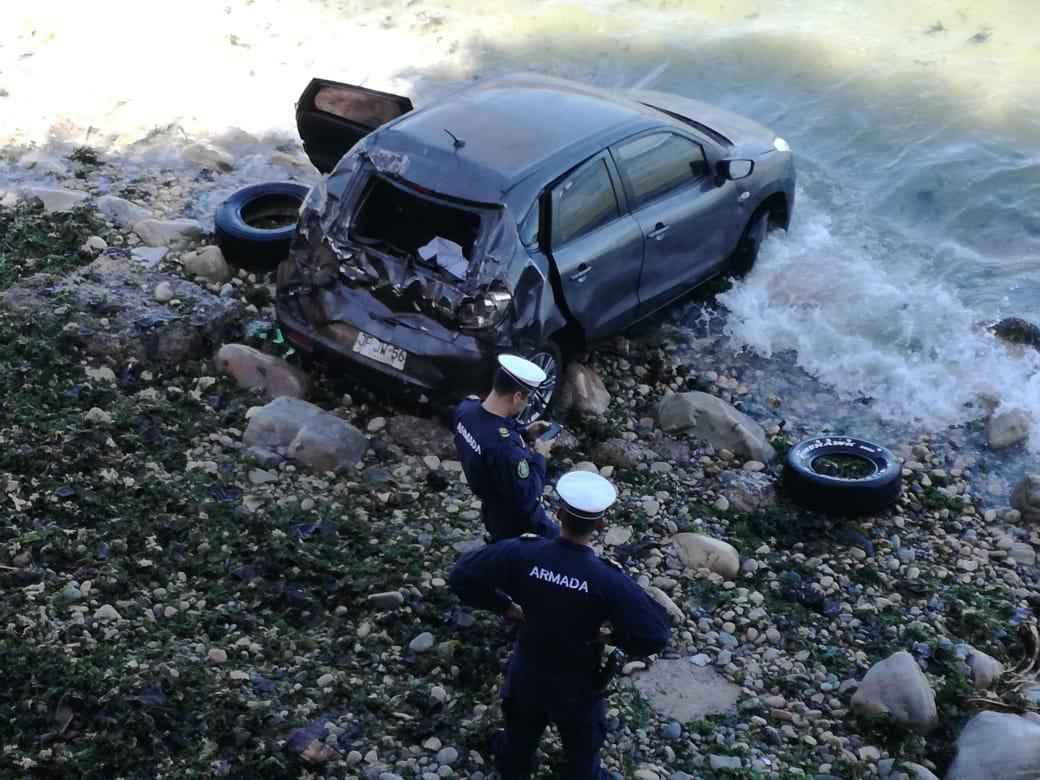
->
xmin=783 ymin=436 xmax=902 ymax=516
xmin=214 ymin=182 xmax=309 ymax=271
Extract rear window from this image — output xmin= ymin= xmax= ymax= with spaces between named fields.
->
xmin=350 ymin=176 xmax=482 ymax=259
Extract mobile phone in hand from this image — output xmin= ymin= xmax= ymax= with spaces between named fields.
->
xmin=538 ymin=421 xmax=562 ymax=442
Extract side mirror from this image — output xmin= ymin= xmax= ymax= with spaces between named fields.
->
xmin=716 ymin=159 xmax=755 ymax=181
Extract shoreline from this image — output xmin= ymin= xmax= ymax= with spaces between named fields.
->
xmin=2 ymin=143 xmax=1040 ymax=777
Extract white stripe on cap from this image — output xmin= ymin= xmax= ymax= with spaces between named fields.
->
xmin=498 ymin=354 xmax=546 ymax=390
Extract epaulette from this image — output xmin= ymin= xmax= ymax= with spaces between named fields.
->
xmin=600 ymin=556 xmax=624 ymax=570
xmin=520 ymin=533 xmax=540 ymax=541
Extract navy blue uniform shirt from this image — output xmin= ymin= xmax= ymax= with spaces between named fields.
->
xmin=449 ymin=535 xmax=671 ymax=718
xmin=453 ymin=398 xmax=553 ymax=540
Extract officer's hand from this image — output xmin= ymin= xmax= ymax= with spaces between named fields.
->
xmin=503 ymin=601 xmax=526 ymax=622
xmin=525 ymin=421 xmax=551 ymax=437
xmin=533 ymin=437 xmax=555 ymax=457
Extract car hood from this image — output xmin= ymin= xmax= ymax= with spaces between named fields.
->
xmin=626 ymin=89 xmax=778 ymax=154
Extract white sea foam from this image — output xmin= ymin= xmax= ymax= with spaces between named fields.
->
xmin=718 ymin=188 xmax=1040 ymax=450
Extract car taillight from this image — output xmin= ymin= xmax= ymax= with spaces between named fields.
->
xmin=285 ymin=329 xmax=315 ymax=351
xmin=457 ymin=290 xmax=512 ymax=330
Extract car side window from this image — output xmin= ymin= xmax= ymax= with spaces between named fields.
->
xmin=551 ymin=157 xmax=620 ymax=247
xmin=615 ymin=133 xmax=707 ymax=208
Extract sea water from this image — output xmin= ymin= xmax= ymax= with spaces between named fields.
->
xmin=2 ymin=0 xmax=1038 ymax=488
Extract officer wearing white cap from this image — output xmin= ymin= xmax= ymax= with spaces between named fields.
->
xmin=448 ymin=471 xmax=671 ymax=779
xmin=453 ymin=354 xmax=559 ymax=541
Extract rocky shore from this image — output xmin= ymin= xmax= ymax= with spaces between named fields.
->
xmin=3 ymin=144 xmax=1040 ymax=779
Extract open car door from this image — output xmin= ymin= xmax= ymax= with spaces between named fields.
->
xmin=296 ymin=78 xmax=413 ymax=173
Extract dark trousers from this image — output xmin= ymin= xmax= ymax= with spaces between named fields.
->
xmin=494 ymin=695 xmax=607 ymax=780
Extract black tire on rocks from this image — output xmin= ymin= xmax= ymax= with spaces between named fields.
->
xmin=214 ymin=181 xmax=309 ymax=271
xmin=783 ymin=435 xmax=902 ymax=516
xmin=516 ymin=341 xmax=563 ymax=425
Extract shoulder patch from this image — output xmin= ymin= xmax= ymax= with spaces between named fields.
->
xmin=516 ymin=458 xmax=530 ymax=479
xmin=600 ymin=557 xmax=624 ymax=571
xmin=499 ymin=426 xmax=510 ymax=438
xmin=520 ymin=533 xmax=540 ymax=540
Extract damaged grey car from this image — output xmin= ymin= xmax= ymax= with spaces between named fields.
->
xmin=277 ymin=73 xmax=795 ymax=419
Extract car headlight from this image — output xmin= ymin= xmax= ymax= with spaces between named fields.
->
xmin=773 ymin=136 xmax=791 ymax=153
xmin=457 ymin=290 xmax=512 ymax=330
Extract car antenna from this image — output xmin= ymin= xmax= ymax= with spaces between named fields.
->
xmin=444 ymin=129 xmax=466 ymax=151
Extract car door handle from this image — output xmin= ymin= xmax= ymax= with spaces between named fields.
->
xmin=647 ymin=222 xmax=669 ymax=240
xmin=570 ymin=263 xmax=590 ymax=282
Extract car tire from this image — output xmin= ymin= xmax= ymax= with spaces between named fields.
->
xmin=214 ymin=182 xmax=309 ymax=271
xmin=783 ymin=436 xmax=902 ymax=516
xmin=517 ymin=341 xmax=563 ymax=424
xmin=728 ymin=208 xmax=769 ymax=277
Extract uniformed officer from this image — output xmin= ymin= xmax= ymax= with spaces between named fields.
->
xmin=453 ymin=354 xmax=559 ymax=542
xmin=448 ymin=471 xmax=671 ymax=779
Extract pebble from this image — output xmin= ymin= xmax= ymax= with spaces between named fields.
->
xmin=368 ymin=591 xmax=405 ymax=610
xmin=153 ymin=281 xmax=175 ymax=303
xmin=367 ymin=416 xmax=386 ymax=433
xmin=248 ymin=468 xmax=279 ymax=485
xmin=317 ymin=673 xmax=334 ymax=687
xmin=435 ymin=746 xmax=458 ymax=765
xmin=409 ymin=632 xmax=435 ymax=653
xmin=208 ymin=648 xmax=228 ymax=664
xmin=709 ymin=755 xmax=742 ymax=770
xmin=93 ymin=604 xmax=121 ymax=621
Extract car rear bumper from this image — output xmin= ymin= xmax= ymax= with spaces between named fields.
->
xmin=276 ymin=285 xmax=496 ymax=400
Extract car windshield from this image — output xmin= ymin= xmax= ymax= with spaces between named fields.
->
xmin=350 ymin=175 xmax=483 ymax=261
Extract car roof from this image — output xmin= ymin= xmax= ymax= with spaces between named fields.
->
xmin=368 ymin=73 xmax=667 ymax=204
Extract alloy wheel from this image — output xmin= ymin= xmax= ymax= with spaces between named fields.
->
xmin=518 ymin=349 xmax=559 ymax=424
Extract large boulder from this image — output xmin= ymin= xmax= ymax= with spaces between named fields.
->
xmin=244 ymin=397 xmax=366 ymax=473
xmin=850 ymin=651 xmax=937 ymax=735
xmin=945 ymin=711 xmax=1040 ymax=779
xmin=20 ymin=186 xmax=88 ymax=213
xmin=555 ymin=364 xmax=611 ymax=414
xmin=287 ymin=415 xmax=367 ymax=473
xmin=671 ymin=533 xmax=740 ymax=579
xmin=955 ymin=644 xmax=1002 ymax=690
xmin=1011 ymin=475 xmax=1040 ymax=523
xmin=655 ymin=392 xmax=775 ymax=462
xmin=214 ymin=344 xmax=311 ymax=399
xmin=244 ymin=397 xmax=324 ymax=450
xmin=133 ymin=218 xmax=204 ymax=248
xmin=385 ymin=414 xmax=456 ymax=459
xmin=713 ymin=469 xmax=778 ymax=512
xmin=182 ymin=141 xmax=234 ymax=171
xmin=988 ymin=409 xmax=1031 ymax=450
xmin=876 ymin=759 xmax=939 ymax=780
xmin=96 ymin=195 xmax=152 ymax=228
xmin=591 ymin=438 xmax=657 ymax=470
xmin=182 ymin=246 xmax=232 ymax=284
xmin=630 ymin=658 xmax=741 ymax=722
xmin=18 ymin=149 xmax=67 ymax=177
xmin=991 ymin=317 xmax=1040 ymax=350
xmin=0 ymin=257 xmax=244 ymax=366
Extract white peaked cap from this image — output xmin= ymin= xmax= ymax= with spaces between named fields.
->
xmin=556 ymin=470 xmax=618 ymax=520
xmin=497 ymin=354 xmax=547 ymax=390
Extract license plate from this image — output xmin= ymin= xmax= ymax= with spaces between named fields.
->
xmin=353 ymin=331 xmax=407 ymax=370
